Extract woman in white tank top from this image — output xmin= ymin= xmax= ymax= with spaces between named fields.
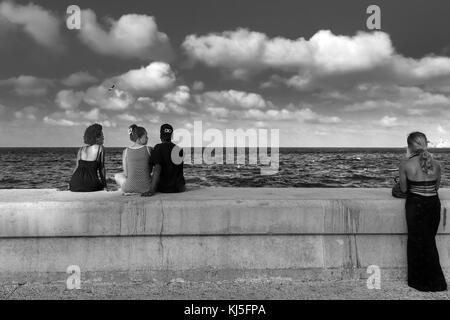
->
xmin=114 ymin=124 xmax=153 ymax=194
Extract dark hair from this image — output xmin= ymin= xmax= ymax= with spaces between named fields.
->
xmin=83 ymin=123 xmax=103 ymax=146
xmin=407 ymin=131 xmax=434 ymax=174
xmin=129 ymin=124 xmax=147 ymax=142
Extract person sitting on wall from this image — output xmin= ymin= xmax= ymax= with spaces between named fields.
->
xmin=142 ymin=123 xmax=185 ymax=197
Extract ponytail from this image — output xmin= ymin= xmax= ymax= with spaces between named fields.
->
xmin=418 ymin=149 xmax=434 ymax=175
xmin=407 ymin=131 xmax=434 ymax=175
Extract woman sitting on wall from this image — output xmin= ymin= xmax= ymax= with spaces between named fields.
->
xmin=399 ymin=131 xmax=447 ymax=291
xmin=114 ymin=124 xmax=153 ymax=194
xmin=69 ymin=123 xmax=107 ymax=192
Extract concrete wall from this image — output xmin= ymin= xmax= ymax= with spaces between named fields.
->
xmin=1 ymin=188 xmax=449 ymax=283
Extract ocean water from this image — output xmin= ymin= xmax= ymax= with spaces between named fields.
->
xmin=1 ymin=147 xmax=450 ymax=190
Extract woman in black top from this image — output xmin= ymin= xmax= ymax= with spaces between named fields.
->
xmin=69 ymin=123 xmax=107 ymax=192
xmin=399 ymin=131 xmax=447 ymax=291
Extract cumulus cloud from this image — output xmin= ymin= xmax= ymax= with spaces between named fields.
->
xmin=84 ymin=85 xmax=135 ymax=110
xmin=0 ymin=75 xmax=52 ymax=96
xmin=116 ymin=113 xmax=138 ymax=122
xmin=116 ymin=62 xmax=176 ymax=96
xmin=0 ymin=1 xmax=63 ymax=50
xmin=240 ymin=107 xmax=341 ymax=124
xmin=61 ymin=72 xmax=99 ymax=87
xmin=44 ymin=108 xmax=116 ymax=127
xmin=197 ymin=90 xmax=269 ymax=110
xmin=183 ymin=28 xmax=392 ymax=78
xmin=136 ymin=85 xmax=191 ymax=115
xmin=55 ymin=89 xmax=85 ymax=110
xmin=14 ymin=106 xmax=38 ymax=120
xmin=79 ymin=9 xmax=174 ymax=61
xmin=378 ymin=115 xmax=399 ymax=127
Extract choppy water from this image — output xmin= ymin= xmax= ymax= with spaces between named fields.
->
xmin=1 ymin=147 xmax=450 ymax=190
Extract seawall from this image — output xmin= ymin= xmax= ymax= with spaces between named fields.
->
xmin=1 ymin=188 xmax=450 ymax=283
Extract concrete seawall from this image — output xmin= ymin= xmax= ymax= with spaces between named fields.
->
xmin=1 ymin=188 xmax=450 ymax=283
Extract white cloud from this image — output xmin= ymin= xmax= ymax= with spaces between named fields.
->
xmin=14 ymin=106 xmax=38 ymax=120
xmin=0 ymin=75 xmax=52 ymax=96
xmin=43 ymin=117 xmax=80 ymax=127
xmin=116 ymin=113 xmax=138 ymax=122
xmin=84 ymin=85 xmax=135 ymax=110
xmin=136 ymin=85 xmax=191 ymax=115
xmin=61 ymin=72 xmax=99 ymax=87
xmin=116 ymin=62 xmax=176 ymax=96
xmin=437 ymin=125 xmax=447 ymax=134
xmin=378 ymin=115 xmax=398 ymax=127
xmin=198 ymin=90 xmax=269 ymax=110
xmin=0 ymin=1 xmax=63 ymax=50
xmin=241 ymin=107 xmax=341 ymax=124
xmin=79 ymin=9 xmax=174 ymax=61
xmin=55 ymin=89 xmax=85 ymax=110
xmin=183 ymin=28 xmax=392 ymax=77
xmin=192 ymin=81 xmax=205 ymax=91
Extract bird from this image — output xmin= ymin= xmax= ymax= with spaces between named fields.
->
xmin=108 ymin=84 xmax=115 ymax=91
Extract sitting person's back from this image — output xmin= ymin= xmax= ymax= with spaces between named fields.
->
xmin=69 ymin=123 xmax=107 ymax=192
xmin=143 ymin=124 xmax=185 ymax=196
xmin=114 ymin=124 xmax=153 ymax=194
xmin=151 ymin=141 xmax=185 ymax=193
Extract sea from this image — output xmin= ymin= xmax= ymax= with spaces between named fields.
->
xmin=1 ymin=147 xmax=450 ymax=190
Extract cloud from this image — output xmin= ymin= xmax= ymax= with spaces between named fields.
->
xmin=43 ymin=108 xmax=116 ymax=127
xmin=183 ymin=28 xmax=392 ymax=78
xmin=136 ymin=85 xmax=191 ymax=115
xmin=116 ymin=113 xmax=138 ymax=122
xmin=240 ymin=107 xmax=341 ymax=124
xmin=84 ymin=85 xmax=135 ymax=110
xmin=437 ymin=125 xmax=447 ymax=134
xmin=0 ymin=1 xmax=63 ymax=50
xmin=0 ymin=75 xmax=52 ymax=96
xmin=116 ymin=61 xmax=176 ymax=96
xmin=61 ymin=72 xmax=99 ymax=87
xmin=79 ymin=9 xmax=174 ymax=61
xmin=14 ymin=106 xmax=38 ymax=120
xmin=378 ymin=115 xmax=398 ymax=127
xmin=55 ymin=89 xmax=85 ymax=110
xmin=192 ymin=81 xmax=205 ymax=91
xmin=197 ymin=90 xmax=269 ymax=110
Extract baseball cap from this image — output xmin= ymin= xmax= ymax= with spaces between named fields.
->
xmin=160 ymin=123 xmax=173 ymax=136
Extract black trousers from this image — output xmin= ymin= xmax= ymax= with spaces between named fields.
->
xmin=405 ymin=193 xmax=447 ymax=291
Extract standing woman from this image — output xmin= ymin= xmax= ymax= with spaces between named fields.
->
xmin=399 ymin=131 xmax=447 ymax=291
xmin=114 ymin=124 xmax=153 ymax=194
xmin=69 ymin=123 xmax=107 ymax=192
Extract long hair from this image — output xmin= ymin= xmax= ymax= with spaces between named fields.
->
xmin=83 ymin=123 xmax=103 ymax=146
xmin=407 ymin=131 xmax=434 ymax=174
xmin=128 ymin=124 xmax=147 ymax=142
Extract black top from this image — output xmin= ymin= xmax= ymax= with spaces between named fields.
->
xmin=150 ymin=142 xmax=185 ymax=193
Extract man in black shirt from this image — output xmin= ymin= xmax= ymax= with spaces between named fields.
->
xmin=142 ymin=124 xmax=185 ymax=196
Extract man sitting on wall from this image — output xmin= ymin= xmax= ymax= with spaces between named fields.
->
xmin=142 ymin=123 xmax=186 ymax=196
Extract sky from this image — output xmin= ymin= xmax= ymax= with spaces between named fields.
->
xmin=0 ymin=0 xmax=450 ymax=147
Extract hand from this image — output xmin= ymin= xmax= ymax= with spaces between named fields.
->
xmin=141 ymin=189 xmax=155 ymax=197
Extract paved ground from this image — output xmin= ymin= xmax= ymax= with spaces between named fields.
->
xmin=1 ymin=278 xmax=450 ymax=300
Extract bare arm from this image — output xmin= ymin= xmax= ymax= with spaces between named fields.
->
xmin=122 ymin=148 xmax=128 ymax=177
xmin=399 ymin=160 xmax=408 ymax=193
xmin=72 ymin=147 xmax=81 ymax=174
xmin=436 ymin=161 xmax=441 ymax=191
xmin=142 ymin=164 xmax=161 ymax=197
xmin=98 ymin=146 xmax=107 ymax=188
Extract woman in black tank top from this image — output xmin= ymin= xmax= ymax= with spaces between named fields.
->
xmin=399 ymin=131 xmax=447 ymax=291
xmin=69 ymin=124 xmax=107 ymax=192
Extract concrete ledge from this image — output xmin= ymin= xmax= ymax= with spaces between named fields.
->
xmin=1 ymin=188 xmax=450 ymax=283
